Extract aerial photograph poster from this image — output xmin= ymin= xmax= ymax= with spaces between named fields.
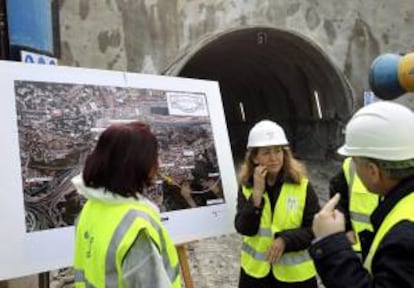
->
xmin=15 ymin=81 xmax=225 ymax=233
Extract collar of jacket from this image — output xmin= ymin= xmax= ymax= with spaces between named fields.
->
xmin=370 ymin=175 xmax=414 ymax=231
xmin=71 ymin=174 xmax=160 ymax=213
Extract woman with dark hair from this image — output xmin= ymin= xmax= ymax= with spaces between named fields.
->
xmin=235 ymin=120 xmax=320 ymax=288
xmin=72 ymin=121 xmax=181 ymax=288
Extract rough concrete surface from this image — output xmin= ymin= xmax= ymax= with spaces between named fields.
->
xmin=59 ymin=0 xmax=414 ymax=105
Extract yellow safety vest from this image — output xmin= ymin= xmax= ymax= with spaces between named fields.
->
xmin=240 ymin=178 xmax=316 ymax=282
xmin=364 ymin=192 xmax=414 ymax=273
xmin=74 ymin=199 xmax=181 ymax=288
xmin=343 ymin=157 xmax=379 ymax=252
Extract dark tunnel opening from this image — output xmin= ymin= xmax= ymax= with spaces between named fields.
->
xmin=176 ymin=28 xmax=354 ymax=165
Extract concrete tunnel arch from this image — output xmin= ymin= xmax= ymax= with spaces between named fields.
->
xmin=164 ymin=27 xmax=354 ymax=164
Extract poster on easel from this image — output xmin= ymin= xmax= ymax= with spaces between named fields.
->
xmin=0 ymin=61 xmax=238 ymax=280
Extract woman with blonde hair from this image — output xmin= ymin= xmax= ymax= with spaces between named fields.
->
xmin=235 ymin=120 xmax=320 ymax=288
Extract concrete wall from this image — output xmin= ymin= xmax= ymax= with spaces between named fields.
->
xmin=58 ymin=0 xmax=414 ymax=105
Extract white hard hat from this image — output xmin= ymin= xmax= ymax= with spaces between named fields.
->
xmin=338 ymin=101 xmax=414 ymax=161
xmin=247 ymin=120 xmax=289 ymax=148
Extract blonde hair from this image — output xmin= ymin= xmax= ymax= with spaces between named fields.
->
xmin=239 ymin=146 xmax=307 ymax=185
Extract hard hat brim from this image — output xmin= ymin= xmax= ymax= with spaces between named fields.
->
xmin=337 ymin=145 xmax=414 ymax=161
xmin=337 ymin=145 xmax=350 ymax=156
xmin=247 ymin=140 xmax=289 ymax=148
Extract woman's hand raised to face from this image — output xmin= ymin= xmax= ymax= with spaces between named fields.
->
xmin=252 ymin=165 xmax=267 ymax=207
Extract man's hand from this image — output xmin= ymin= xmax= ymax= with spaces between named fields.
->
xmin=346 ymin=231 xmax=357 ymax=244
xmin=266 ymin=237 xmax=285 ymax=264
xmin=180 ymin=181 xmax=197 ymax=208
xmin=180 ymin=181 xmax=192 ymax=199
xmin=313 ymin=193 xmax=345 ymax=238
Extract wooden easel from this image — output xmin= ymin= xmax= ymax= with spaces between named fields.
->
xmin=38 ymin=272 xmax=50 ymax=288
xmin=176 ymin=244 xmax=195 ymax=288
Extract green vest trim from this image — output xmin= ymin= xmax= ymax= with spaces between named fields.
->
xmin=240 ymin=178 xmax=316 ymax=282
xmin=343 ymin=157 xmax=379 ymax=252
xmin=75 ymin=201 xmax=180 ymax=288
xmin=363 ymin=192 xmax=414 ymax=273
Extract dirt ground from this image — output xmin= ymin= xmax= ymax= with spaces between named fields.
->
xmin=43 ymin=159 xmax=340 ymax=288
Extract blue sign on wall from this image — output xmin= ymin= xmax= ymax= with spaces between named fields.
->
xmin=7 ymin=0 xmax=54 ymax=55
xmin=21 ymin=50 xmax=58 ymax=65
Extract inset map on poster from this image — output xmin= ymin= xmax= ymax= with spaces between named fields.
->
xmin=0 ymin=61 xmax=237 ymax=280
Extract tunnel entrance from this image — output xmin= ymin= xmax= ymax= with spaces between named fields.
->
xmin=165 ymin=27 xmax=354 ymax=164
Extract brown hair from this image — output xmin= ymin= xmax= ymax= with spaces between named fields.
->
xmin=83 ymin=121 xmax=159 ymax=198
xmin=239 ymin=146 xmax=306 ymax=185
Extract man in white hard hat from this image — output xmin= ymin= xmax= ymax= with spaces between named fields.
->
xmin=328 ymin=157 xmax=379 ymax=253
xmin=309 ymin=101 xmax=414 ymax=287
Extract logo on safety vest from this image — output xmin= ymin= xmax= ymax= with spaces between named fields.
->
xmin=286 ymin=196 xmax=298 ymax=211
xmin=84 ymin=231 xmax=95 ymax=258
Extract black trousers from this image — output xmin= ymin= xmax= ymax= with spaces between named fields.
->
xmin=238 ymin=268 xmax=318 ymax=288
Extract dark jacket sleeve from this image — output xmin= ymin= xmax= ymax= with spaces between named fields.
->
xmin=234 ymin=186 xmax=264 ymax=236
xmin=330 ymin=169 xmax=353 ymax=232
xmin=278 ymin=182 xmax=321 ymax=252
xmin=309 ymin=221 xmax=414 ymax=288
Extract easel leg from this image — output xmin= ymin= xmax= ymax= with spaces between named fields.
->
xmin=38 ymin=272 xmax=49 ymax=288
xmin=176 ymin=245 xmax=194 ymax=288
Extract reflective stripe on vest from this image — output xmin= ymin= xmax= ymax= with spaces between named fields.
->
xmin=364 ymin=192 xmax=414 ymax=273
xmin=343 ymin=158 xmax=378 ymax=252
xmin=74 ymin=269 xmax=95 ymax=288
xmin=242 ymin=242 xmax=312 ymax=266
xmin=240 ymin=179 xmax=316 ymax=282
xmin=350 ymin=211 xmax=371 ymax=224
xmin=257 ymin=228 xmax=273 ymax=237
xmin=75 ymin=202 xmax=180 ymax=288
xmin=105 ymin=210 xmax=179 ymax=286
